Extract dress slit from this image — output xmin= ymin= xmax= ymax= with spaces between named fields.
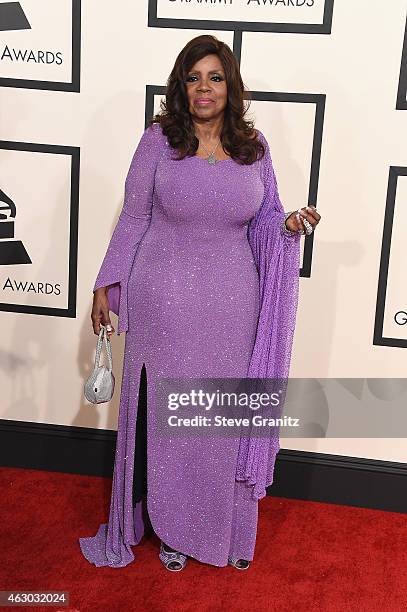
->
xmin=132 ymin=362 xmax=148 ymax=505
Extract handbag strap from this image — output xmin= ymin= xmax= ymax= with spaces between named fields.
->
xmin=93 ymin=326 xmax=113 ymax=373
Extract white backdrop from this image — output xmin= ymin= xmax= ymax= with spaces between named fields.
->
xmin=0 ymin=0 xmax=406 ymax=465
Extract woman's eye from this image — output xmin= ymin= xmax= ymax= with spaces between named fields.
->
xmin=186 ymin=75 xmax=223 ymax=82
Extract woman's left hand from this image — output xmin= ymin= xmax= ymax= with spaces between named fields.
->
xmin=285 ymin=205 xmax=321 ymax=234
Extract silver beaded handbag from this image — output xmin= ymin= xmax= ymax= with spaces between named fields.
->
xmin=84 ymin=325 xmax=115 ymax=404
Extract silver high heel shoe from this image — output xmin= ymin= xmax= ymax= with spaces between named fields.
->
xmin=228 ymin=556 xmax=251 ymax=570
xmin=159 ymin=541 xmax=188 ymax=572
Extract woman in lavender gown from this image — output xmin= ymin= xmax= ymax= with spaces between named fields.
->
xmin=79 ymin=34 xmax=321 ymax=571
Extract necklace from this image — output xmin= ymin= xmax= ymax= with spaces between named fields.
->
xmin=199 ymin=138 xmax=221 ymax=165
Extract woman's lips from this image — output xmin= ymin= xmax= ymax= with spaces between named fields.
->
xmin=195 ymin=99 xmax=214 ymax=105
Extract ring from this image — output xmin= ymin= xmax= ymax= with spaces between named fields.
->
xmin=295 ymin=213 xmax=305 ymax=234
xmin=106 ymin=324 xmax=113 ymax=331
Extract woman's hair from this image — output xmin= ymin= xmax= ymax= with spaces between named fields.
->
xmin=148 ymin=34 xmax=266 ymax=165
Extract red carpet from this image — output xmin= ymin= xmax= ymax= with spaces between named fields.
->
xmin=1 ymin=467 xmax=406 ymax=612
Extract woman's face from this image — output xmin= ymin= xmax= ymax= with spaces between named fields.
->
xmin=185 ymin=54 xmax=228 ymax=122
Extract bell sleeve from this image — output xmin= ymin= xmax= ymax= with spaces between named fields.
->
xmin=92 ymin=123 xmax=163 ymax=335
xmin=236 ymin=129 xmax=302 ymax=499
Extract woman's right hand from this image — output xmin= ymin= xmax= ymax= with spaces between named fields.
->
xmin=91 ymin=287 xmax=115 ymax=337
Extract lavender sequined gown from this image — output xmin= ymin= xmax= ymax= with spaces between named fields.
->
xmin=79 ymin=123 xmax=301 ymax=568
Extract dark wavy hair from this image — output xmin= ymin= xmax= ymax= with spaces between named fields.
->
xmin=147 ymin=34 xmax=266 ymax=165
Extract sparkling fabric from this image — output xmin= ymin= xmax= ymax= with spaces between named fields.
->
xmin=78 ymin=123 xmax=301 ymax=567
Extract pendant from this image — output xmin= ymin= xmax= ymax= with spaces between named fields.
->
xmin=207 ymin=153 xmax=217 ymax=165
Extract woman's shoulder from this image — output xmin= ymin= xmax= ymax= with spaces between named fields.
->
xmin=254 ymin=127 xmax=269 ymax=148
xmin=136 ymin=121 xmax=167 ymax=158
xmin=143 ymin=121 xmax=166 ymax=142
xmin=252 ymin=128 xmax=272 ymax=186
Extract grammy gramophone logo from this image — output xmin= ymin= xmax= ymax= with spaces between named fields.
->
xmin=0 ymin=2 xmax=30 ymax=32
xmin=0 ymin=188 xmax=31 ymax=265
